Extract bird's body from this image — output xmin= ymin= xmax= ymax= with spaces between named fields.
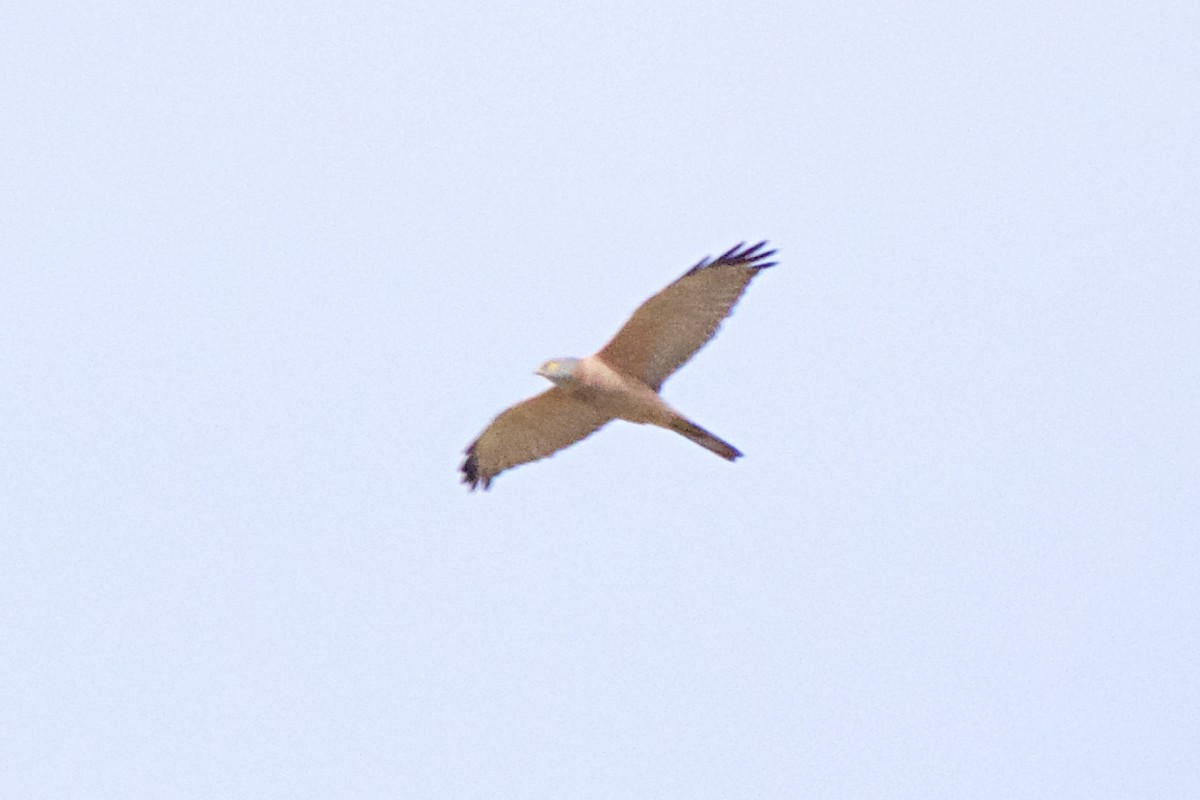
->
xmin=461 ymin=241 xmax=776 ymax=490
xmin=540 ymin=354 xmax=742 ymax=461
xmin=548 ymin=356 xmax=671 ymax=425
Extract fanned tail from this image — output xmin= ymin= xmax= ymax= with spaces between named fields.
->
xmin=668 ymin=417 xmax=742 ymax=461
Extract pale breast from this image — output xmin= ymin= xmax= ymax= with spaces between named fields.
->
xmin=574 ymin=355 xmax=672 ymax=424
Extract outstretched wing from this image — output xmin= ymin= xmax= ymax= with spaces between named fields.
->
xmin=597 ymin=241 xmax=776 ymax=389
xmin=461 ymin=387 xmax=612 ymax=490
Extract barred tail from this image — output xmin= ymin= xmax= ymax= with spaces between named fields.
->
xmin=668 ymin=416 xmax=742 ymax=461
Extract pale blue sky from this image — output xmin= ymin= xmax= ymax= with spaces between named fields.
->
xmin=3 ymin=1 xmax=1198 ymax=797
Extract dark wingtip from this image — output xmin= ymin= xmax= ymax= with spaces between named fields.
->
xmin=707 ymin=240 xmax=777 ymax=271
xmin=718 ymin=241 xmax=747 ymax=261
xmin=686 ymin=240 xmax=777 ymax=276
xmin=460 ymin=443 xmax=491 ymax=491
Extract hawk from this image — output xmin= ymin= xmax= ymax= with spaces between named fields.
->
xmin=461 ymin=241 xmax=777 ymax=490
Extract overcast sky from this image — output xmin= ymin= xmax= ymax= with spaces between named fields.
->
xmin=3 ymin=1 xmax=1198 ymax=797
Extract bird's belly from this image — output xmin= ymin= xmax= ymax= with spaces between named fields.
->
xmin=571 ymin=355 xmax=673 ymax=424
xmin=573 ymin=382 xmax=668 ymax=425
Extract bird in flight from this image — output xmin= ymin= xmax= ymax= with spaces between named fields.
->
xmin=461 ymin=241 xmax=777 ymax=490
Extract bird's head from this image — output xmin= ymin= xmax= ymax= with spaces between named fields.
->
xmin=535 ymin=357 xmax=579 ymax=385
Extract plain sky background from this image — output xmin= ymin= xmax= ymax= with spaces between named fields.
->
xmin=3 ymin=1 xmax=1198 ymax=797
